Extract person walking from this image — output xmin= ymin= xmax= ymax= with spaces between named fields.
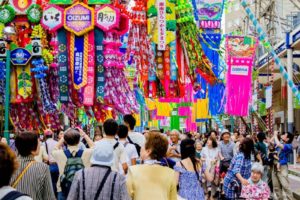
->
xmin=67 ymin=139 xmax=130 ymax=200
xmin=117 ymin=125 xmax=138 ymax=170
xmin=0 ymin=143 xmax=32 ymax=200
xmin=175 ymin=139 xmax=213 ymax=200
xmin=102 ymin=119 xmax=128 ymax=174
xmin=52 ymin=128 xmax=94 ymax=200
xmin=223 ymin=137 xmax=254 ymax=199
xmin=123 ymin=114 xmax=145 ymax=155
xmin=219 ymin=131 xmax=235 ymax=175
xmin=201 ymin=136 xmax=220 ymax=198
xmin=167 ymin=130 xmax=181 ymax=162
xmin=126 ymin=131 xmax=177 ymax=200
xmin=10 ymin=132 xmax=55 ymax=200
xmin=272 ymin=131 xmax=295 ymax=200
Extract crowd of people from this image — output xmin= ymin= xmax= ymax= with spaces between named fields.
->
xmin=0 ymin=114 xmax=297 ymax=200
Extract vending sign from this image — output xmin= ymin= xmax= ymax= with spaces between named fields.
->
xmin=64 ymin=3 xmax=94 ymax=36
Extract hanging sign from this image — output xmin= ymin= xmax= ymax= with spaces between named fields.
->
xmin=11 ymin=48 xmax=32 ymax=66
xmin=9 ymin=0 xmax=36 ymax=14
xmin=64 ymin=3 xmax=94 ymax=36
xmin=95 ymin=5 xmax=120 ymax=31
xmin=41 ymin=5 xmax=64 ymax=32
xmin=157 ymin=0 xmax=166 ymax=50
xmin=50 ymin=0 xmax=72 ymax=5
xmin=26 ymin=4 xmax=42 ymax=23
xmin=230 ymin=65 xmax=249 ymax=76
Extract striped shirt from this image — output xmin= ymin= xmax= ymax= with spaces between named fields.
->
xmin=10 ymin=156 xmax=55 ymax=200
xmin=67 ymin=166 xmax=130 ymax=200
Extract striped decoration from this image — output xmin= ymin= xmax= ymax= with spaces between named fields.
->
xmin=212 ymin=115 xmax=225 ymax=132
xmin=241 ymin=0 xmax=300 ymax=101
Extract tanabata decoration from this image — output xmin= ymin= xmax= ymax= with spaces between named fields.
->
xmin=126 ymin=0 xmax=155 ymax=96
xmin=41 ymin=5 xmax=64 ymax=32
xmin=9 ymin=0 xmax=37 ymax=14
xmin=0 ymin=5 xmax=16 ymax=24
xmin=197 ymin=0 xmax=225 ymax=29
xmin=26 ymin=4 xmax=43 ymax=23
xmin=225 ymin=36 xmax=258 ymax=116
xmin=175 ymin=0 xmax=217 ymax=85
xmin=0 ymin=60 xmax=5 ymax=104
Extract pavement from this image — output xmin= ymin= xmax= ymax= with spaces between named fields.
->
xmin=288 ymin=164 xmax=300 ymax=199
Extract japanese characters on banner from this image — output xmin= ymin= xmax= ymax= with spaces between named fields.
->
xmin=95 ymin=5 xmax=120 ymax=31
xmin=265 ymin=86 xmax=272 ymax=109
xmin=41 ymin=5 xmax=64 ymax=32
xmin=225 ymin=36 xmax=258 ymax=116
xmin=157 ymin=0 xmax=166 ymax=51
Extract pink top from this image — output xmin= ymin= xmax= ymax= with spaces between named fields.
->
xmin=240 ymin=179 xmax=270 ymax=200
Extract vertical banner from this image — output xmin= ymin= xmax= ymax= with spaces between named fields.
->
xmin=83 ymin=31 xmax=95 ymax=106
xmin=57 ymin=29 xmax=69 ymax=102
xmin=94 ymin=29 xmax=105 ymax=102
xmin=157 ymin=0 xmax=166 ymax=50
xmin=225 ymin=36 xmax=257 ymax=116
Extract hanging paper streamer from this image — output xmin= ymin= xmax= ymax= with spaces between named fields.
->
xmin=16 ymin=65 xmax=33 ymax=100
xmin=70 ymin=34 xmax=88 ymax=90
xmin=241 ymin=0 xmax=300 ymax=101
xmin=208 ymin=81 xmax=225 ymax=115
xmin=176 ymin=1 xmax=217 ymax=84
xmin=83 ymin=31 xmax=95 ymax=106
xmin=197 ymin=0 xmax=225 ymax=28
xmin=213 ymin=115 xmax=225 ymax=132
xmin=225 ymin=36 xmax=257 ymax=116
xmin=195 ymin=98 xmax=210 ymax=121
xmin=265 ymin=86 xmax=272 ymax=109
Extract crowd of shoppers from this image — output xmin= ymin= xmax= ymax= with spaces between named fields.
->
xmin=0 ymin=114 xmax=297 ymax=200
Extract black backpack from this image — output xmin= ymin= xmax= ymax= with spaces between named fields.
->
xmin=127 ymin=136 xmax=141 ymax=156
xmin=60 ymin=149 xmax=84 ymax=196
xmin=2 ymin=191 xmax=28 ymax=200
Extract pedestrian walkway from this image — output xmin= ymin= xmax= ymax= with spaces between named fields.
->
xmin=288 ymin=164 xmax=300 ymax=199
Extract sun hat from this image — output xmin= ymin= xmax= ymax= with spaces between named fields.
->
xmin=90 ymin=140 xmax=114 ymax=167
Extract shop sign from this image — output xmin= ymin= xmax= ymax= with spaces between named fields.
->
xmin=11 ymin=48 xmax=32 ymax=66
xmin=41 ymin=5 xmax=64 ymax=32
xmin=95 ymin=5 xmax=119 ymax=31
xmin=64 ymin=3 xmax=94 ymax=36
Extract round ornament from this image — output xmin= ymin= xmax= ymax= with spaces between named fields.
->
xmin=0 ymin=5 xmax=16 ymax=24
xmin=27 ymin=4 xmax=42 ymax=23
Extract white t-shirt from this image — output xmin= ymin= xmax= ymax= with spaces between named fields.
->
xmin=128 ymin=131 xmax=145 ymax=148
xmin=102 ymin=138 xmax=128 ymax=172
xmin=0 ymin=186 xmax=32 ymax=200
xmin=119 ymin=140 xmax=138 ymax=174
xmin=201 ymin=146 xmax=220 ymax=168
xmin=44 ymin=138 xmax=57 ymax=163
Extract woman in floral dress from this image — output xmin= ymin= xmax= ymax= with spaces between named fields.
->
xmin=240 ymin=162 xmax=270 ymax=200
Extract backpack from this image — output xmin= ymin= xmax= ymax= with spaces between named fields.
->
xmin=2 ymin=191 xmax=28 ymax=200
xmin=127 ymin=136 xmax=141 ymax=156
xmin=60 ymin=149 xmax=84 ymax=196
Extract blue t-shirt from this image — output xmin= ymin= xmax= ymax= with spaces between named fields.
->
xmin=278 ymin=144 xmax=293 ymax=165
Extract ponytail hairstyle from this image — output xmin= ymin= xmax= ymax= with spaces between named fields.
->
xmin=180 ymin=139 xmax=201 ymax=180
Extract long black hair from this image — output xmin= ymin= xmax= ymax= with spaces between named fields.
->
xmin=239 ymin=137 xmax=254 ymax=159
xmin=180 ymin=139 xmax=201 ymax=179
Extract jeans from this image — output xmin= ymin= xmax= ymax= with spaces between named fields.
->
xmin=50 ymin=164 xmax=59 ymax=197
xmin=57 ymin=192 xmax=66 ymax=200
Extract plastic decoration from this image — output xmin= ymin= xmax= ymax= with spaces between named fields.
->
xmin=64 ymin=3 xmax=94 ymax=36
xmin=0 ymin=60 xmax=5 ymax=104
xmin=41 ymin=5 xmax=64 ymax=32
xmin=0 ymin=5 xmax=16 ymax=24
xmin=16 ymin=65 xmax=33 ymax=99
xmin=95 ymin=5 xmax=120 ymax=31
xmin=175 ymin=1 xmax=217 ymax=85
xmin=49 ymin=0 xmax=72 ymax=4
xmin=27 ymin=4 xmax=42 ymax=23
xmin=9 ymin=0 xmax=36 ymax=14
xmin=88 ymin=0 xmax=110 ymax=5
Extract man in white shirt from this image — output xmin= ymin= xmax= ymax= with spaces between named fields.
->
xmin=118 ymin=124 xmax=138 ymax=170
xmin=123 ymin=114 xmax=145 ymax=152
xmin=101 ymin=119 xmax=128 ymax=174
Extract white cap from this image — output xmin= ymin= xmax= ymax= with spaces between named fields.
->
xmin=90 ymin=140 xmax=114 ymax=167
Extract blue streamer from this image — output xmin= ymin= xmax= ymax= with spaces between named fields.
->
xmin=0 ymin=60 xmax=5 ymax=104
xmin=208 ymin=82 xmax=225 ymax=115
